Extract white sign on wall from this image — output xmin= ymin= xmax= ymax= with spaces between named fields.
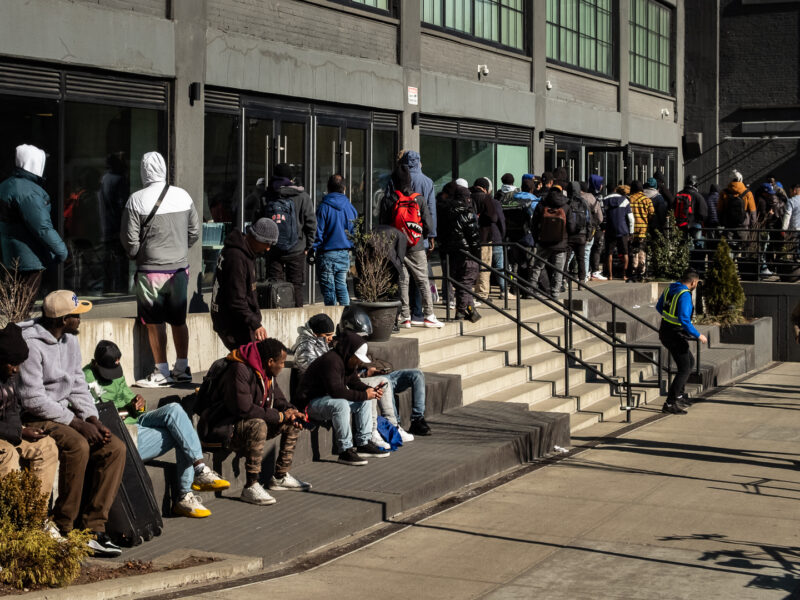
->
xmin=407 ymin=86 xmax=418 ymax=106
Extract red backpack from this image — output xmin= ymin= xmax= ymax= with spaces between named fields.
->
xmin=392 ymin=191 xmax=424 ymax=247
xmin=674 ymin=192 xmax=693 ymax=229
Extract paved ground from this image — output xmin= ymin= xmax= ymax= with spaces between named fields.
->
xmin=179 ymin=362 xmax=800 ymax=600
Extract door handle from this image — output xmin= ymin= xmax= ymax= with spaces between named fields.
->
xmin=283 ymin=135 xmax=288 ymax=165
xmin=265 ymin=136 xmax=271 ymax=181
xmin=332 ymin=140 xmax=337 ymax=175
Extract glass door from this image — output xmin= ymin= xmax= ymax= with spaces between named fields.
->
xmin=315 ymin=117 xmax=368 ymax=217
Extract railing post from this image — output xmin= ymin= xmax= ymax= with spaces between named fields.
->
xmin=516 ymin=284 xmax=522 ymax=366
xmin=626 ymin=347 xmax=632 ymax=423
xmin=445 ymin=253 xmax=451 ymax=322
xmin=696 ymin=337 xmax=701 ymax=376
xmin=611 ymin=305 xmax=618 ymax=377
xmin=567 ymin=276 xmax=574 ymax=350
xmin=503 ymin=243 xmax=509 ymax=311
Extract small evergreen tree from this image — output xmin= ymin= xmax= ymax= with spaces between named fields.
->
xmin=702 ymin=237 xmax=745 ymax=326
xmin=649 ymin=212 xmax=691 ymax=280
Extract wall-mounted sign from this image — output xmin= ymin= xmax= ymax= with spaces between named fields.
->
xmin=408 ymin=86 xmax=418 ymax=106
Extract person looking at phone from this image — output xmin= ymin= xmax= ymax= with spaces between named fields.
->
xmin=83 ymin=340 xmax=229 ymax=519
xmin=16 ymin=290 xmax=126 ymax=556
xmin=294 ymin=331 xmax=390 ymax=466
xmin=0 ymin=323 xmax=59 ymax=501
xmin=197 ymin=338 xmax=311 ymax=506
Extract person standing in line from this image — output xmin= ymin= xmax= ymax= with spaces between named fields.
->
xmin=588 ymin=174 xmax=607 ymax=281
xmin=602 ymin=185 xmax=634 ymax=281
xmin=121 ymin=151 xmax=199 ymax=387
xmin=313 ymin=174 xmax=358 ymax=306
xmin=472 ymin=177 xmax=501 ymax=298
xmin=656 ymin=269 xmax=707 ymax=414
xmin=628 ymin=180 xmax=654 ymax=282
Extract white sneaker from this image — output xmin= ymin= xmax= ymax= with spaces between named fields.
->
xmin=370 ymin=430 xmax=391 ymax=450
xmin=591 ymin=271 xmax=607 ymax=281
xmin=240 ymin=482 xmax=276 ymax=505
xmin=171 ymin=366 xmax=192 ymax=383
xmin=474 ymin=300 xmax=483 ymax=307
xmin=398 ymin=318 xmax=411 ymax=329
xmin=173 ymin=491 xmax=211 ymax=518
xmin=191 ymin=465 xmax=230 ymax=492
xmin=424 ymin=314 xmax=444 ymax=328
xmin=134 ymin=369 xmax=174 ymax=388
xmin=448 ymin=301 xmax=456 ymax=309
xmin=43 ymin=519 xmax=62 ymax=540
xmin=398 ymin=427 xmax=414 ymax=443
xmin=760 ymin=267 xmax=773 ymax=275
xmin=268 ymin=472 xmax=312 ymax=491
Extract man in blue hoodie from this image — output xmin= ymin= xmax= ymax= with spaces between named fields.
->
xmin=313 ymin=174 xmax=359 ymax=306
xmin=656 ymin=269 xmax=707 ymax=414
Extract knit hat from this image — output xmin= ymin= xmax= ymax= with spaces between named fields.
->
xmin=247 ymin=218 xmax=279 ymax=245
xmin=43 ymin=290 xmax=92 ymax=319
xmin=92 ymin=340 xmax=123 ymax=381
xmin=455 ymin=178 xmax=469 ymax=188
xmin=274 ymin=163 xmax=293 ymax=180
xmin=0 ymin=323 xmax=28 ymax=366
xmin=308 ymin=314 xmax=335 ymax=335
xmin=645 ymin=177 xmax=657 ymax=189
xmin=732 ymin=170 xmax=743 ymax=183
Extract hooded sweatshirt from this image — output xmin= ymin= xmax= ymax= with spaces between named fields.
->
xmin=531 ymin=189 xmax=570 ymax=251
xmin=589 ymin=175 xmax=605 ymax=197
xmin=399 ymin=151 xmax=437 ymax=241
xmin=264 ymin=178 xmax=317 ymax=254
xmin=643 ymin=186 xmax=668 ymax=231
xmin=603 ymin=194 xmax=634 ymax=238
xmin=718 ymin=181 xmax=756 ymax=228
xmin=292 ymin=323 xmax=331 ymax=375
xmin=120 ymin=151 xmax=199 ymax=271
xmin=656 ymin=281 xmax=700 ymax=338
xmin=210 ymin=228 xmax=261 ymax=336
xmin=0 ymin=145 xmax=68 ymax=272
xmin=313 ymin=192 xmax=358 ymax=252
xmin=16 ymin=320 xmax=98 ymax=425
xmin=293 ymin=331 xmax=370 ymax=411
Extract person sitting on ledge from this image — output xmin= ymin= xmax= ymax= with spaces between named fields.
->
xmin=197 ymin=338 xmax=311 ymax=506
xmin=294 ymin=331 xmax=389 ymax=466
xmin=84 ymin=340 xmax=229 ymax=519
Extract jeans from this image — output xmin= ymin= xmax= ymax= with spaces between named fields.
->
xmin=362 ymin=375 xmax=399 ymax=430
xmin=491 ymin=245 xmax=505 ymax=292
xmin=584 ymin=235 xmax=594 ymax=277
xmin=387 ymin=369 xmax=426 ymax=421
xmin=307 ymin=396 xmax=371 ymax=453
xmin=138 ymin=402 xmax=203 ymax=495
xmin=317 ymin=249 xmax=350 ymax=306
xmin=529 ymin=247 xmax=567 ymax=296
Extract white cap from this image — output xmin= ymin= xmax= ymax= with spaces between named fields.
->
xmin=256 ymin=177 xmax=265 ymax=187
xmin=353 ymin=343 xmax=370 ymax=364
xmin=455 ymin=178 xmax=469 ymax=188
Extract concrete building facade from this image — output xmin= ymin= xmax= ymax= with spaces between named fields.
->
xmin=0 ymin=0 xmax=684 ymax=306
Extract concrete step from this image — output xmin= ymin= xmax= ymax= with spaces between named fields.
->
xmin=418 ymin=334 xmax=485 ymax=365
xmin=460 ymin=366 xmax=533 ymax=405
xmin=423 ymin=349 xmax=507 ymax=378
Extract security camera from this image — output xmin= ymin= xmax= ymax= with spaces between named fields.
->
xmin=661 ymin=108 xmax=670 ymax=118
xmin=478 ymin=64 xmax=489 ymax=76
xmin=545 ymin=80 xmax=553 ymax=91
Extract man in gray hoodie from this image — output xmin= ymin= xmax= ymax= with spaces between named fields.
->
xmin=17 ymin=290 xmax=126 ymax=556
xmin=121 ymin=152 xmax=200 ymax=387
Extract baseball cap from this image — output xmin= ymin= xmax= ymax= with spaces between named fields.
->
xmin=42 ymin=290 xmax=92 ymax=318
xmin=247 ymin=218 xmax=279 ymax=245
xmin=353 ymin=342 xmax=370 ymax=364
xmin=93 ymin=340 xmax=123 ymax=381
xmin=455 ymin=178 xmax=469 ymax=188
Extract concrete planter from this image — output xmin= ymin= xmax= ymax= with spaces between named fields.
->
xmin=718 ymin=316 xmax=773 ymax=370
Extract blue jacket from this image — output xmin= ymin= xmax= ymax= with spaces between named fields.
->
xmin=0 ymin=166 xmax=68 ymax=272
xmin=400 ymin=151 xmax=437 ymax=241
xmin=656 ymin=282 xmax=700 ymax=338
xmin=313 ymin=192 xmax=358 ymax=252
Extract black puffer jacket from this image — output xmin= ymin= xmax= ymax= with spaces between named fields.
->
xmin=210 ymin=228 xmax=261 ymax=336
xmin=0 ymin=377 xmax=23 ymax=446
xmin=438 ymin=187 xmax=481 ymax=258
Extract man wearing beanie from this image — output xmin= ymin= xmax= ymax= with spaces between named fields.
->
xmin=261 ymin=163 xmax=316 ymax=307
xmin=0 ymin=323 xmax=59 ymax=500
xmin=17 ymin=290 xmax=126 ymax=556
xmin=211 ymin=217 xmax=279 ymax=350
xmin=292 ymin=313 xmax=336 ymax=375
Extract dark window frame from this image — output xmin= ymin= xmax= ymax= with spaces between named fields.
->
xmin=421 ymin=0 xmax=530 ymax=55
xmin=327 ymin=0 xmax=396 ymax=17
xmin=628 ymin=0 xmax=674 ymax=95
xmin=546 ymin=0 xmax=616 ymax=79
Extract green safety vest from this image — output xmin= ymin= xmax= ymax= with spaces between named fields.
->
xmin=661 ymin=287 xmax=690 ymax=327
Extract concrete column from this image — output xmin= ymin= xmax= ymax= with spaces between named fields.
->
xmin=172 ymin=0 xmax=207 ymax=303
xmin=399 ymin=0 xmax=421 ymax=151
xmin=618 ymin=0 xmax=631 ymax=186
xmin=674 ymin=0 xmax=686 ymax=186
xmin=531 ymin=1 xmax=547 ymax=174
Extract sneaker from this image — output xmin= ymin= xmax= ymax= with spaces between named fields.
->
xmin=661 ymin=402 xmax=687 ymax=415
xmin=338 ymin=447 xmax=368 ymax=466
xmin=88 ymin=532 xmax=122 ymax=557
xmin=410 ymin=316 xmax=426 ymax=327
xmin=43 ymin=519 xmax=62 ymax=540
xmin=134 ymin=369 xmax=174 ymax=388
xmin=408 ymin=417 xmax=431 ymax=436
xmin=676 ymin=395 xmax=692 ymax=409
xmin=171 ymin=366 xmax=193 ymax=383
xmin=370 ymin=430 xmax=391 ymax=450
xmin=399 ymin=318 xmax=412 ymax=329
xmin=240 ymin=482 xmax=277 ymax=505
xmin=448 ymin=301 xmax=456 ymax=309
xmin=268 ymin=473 xmax=312 ymax=491
xmin=424 ymin=314 xmax=444 ymax=328
xmin=760 ymin=267 xmax=773 ymax=275
xmin=397 ymin=427 xmax=414 ymax=443
xmin=474 ymin=300 xmax=483 ymax=307
xmin=356 ymin=440 xmax=391 ymax=458
xmin=191 ymin=465 xmax=230 ymax=492
xmin=173 ymin=491 xmax=211 ymax=518
xmin=591 ymin=271 xmax=607 ymax=281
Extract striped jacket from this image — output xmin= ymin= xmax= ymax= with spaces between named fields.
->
xmin=630 ymin=192 xmax=654 ymax=239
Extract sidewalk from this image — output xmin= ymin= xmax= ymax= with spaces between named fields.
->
xmin=179 ymin=362 xmax=800 ymax=600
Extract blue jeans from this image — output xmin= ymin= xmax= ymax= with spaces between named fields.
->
xmin=387 ymin=369 xmax=426 ymax=420
xmin=307 ymin=396 xmax=371 ymax=453
xmin=491 ymin=245 xmax=505 ymax=292
xmin=317 ymin=249 xmax=350 ymax=306
xmin=584 ymin=236 xmax=594 ymax=277
xmin=137 ymin=402 xmax=203 ymax=495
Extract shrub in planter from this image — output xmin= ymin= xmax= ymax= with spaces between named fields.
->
xmin=649 ymin=213 xmax=691 ymax=280
xmin=0 ymin=470 xmax=91 ymax=589
xmin=702 ymin=237 xmax=745 ymax=326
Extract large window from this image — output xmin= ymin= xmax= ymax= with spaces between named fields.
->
xmin=546 ymin=0 xmax=613 ymax=77
xmin=629 ymin=0 xmax=671 ymax=93
xmin=421 ymin=0 xmax=526 ymax=51
xmin=347 ymin=0 xmax=389 ymax=10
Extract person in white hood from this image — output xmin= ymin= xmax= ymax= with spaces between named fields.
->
xmin=121 ymin=152 xmax=199 ymax=388
xmin=0 ymin=144 xmax=68 ymax=276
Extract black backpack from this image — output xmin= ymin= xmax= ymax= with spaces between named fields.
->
xmin=725 ymin=189 xmax=748 ymax=228
xmin=263 ymin=195 xmax=299 ymax=251
xmin=567 ymin=196 xmax=590 ymax=235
